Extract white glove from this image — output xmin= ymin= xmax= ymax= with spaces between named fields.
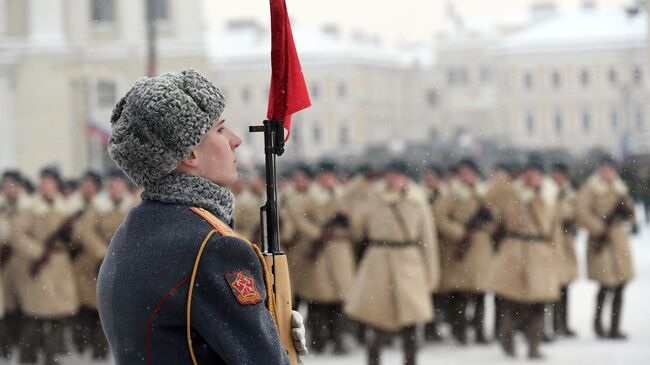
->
xmin=291 ymin=310 xmax=308 ymax=358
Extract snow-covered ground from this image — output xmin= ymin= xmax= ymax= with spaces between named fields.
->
xmin=1 ymin=218 xmax=649 ymax=365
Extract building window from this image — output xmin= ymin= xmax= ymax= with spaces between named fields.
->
xmin=554 ymin=111 xmax=563 ymax=135
xmin=635 ymin=106 xmax=644 ymax=131
xmin=551 ymin=70 xmax=561 ymax=89
xmin=523 ymin=72 xmax=533 ymax=91
xmin=97 ymin=80 xmax=116 ymax=108
xmin=311 ymin=84 xmax=320 ymax=99
xmin=241 ymin=87 xmax=251 ymax=103
xmin=610 ymin=108 xmax=619 ymax=130
xmin=337 ymin=82 xmax=347 ymax=98
xmin=92 ymin=0 xmax=115 ymax=23
xmin=458 ymin=68 xmax=468 ymax=85
xmin=426 ymin=89 xmax=437 ymax=108
xmin=633 ymin=65 xmax=643 ymax=86
xmin=525 ymin=112 xmax=535 ymax=136
xmin=339 ymin=125 xmax=349 ymax=145
xmin=608 ymin=68 xmax=618 ymax=85
xmin=447 ymin=69 xmax=456 ymax=86
xmin=580 ymin=69 xmax=590 ymax=88
xmin=582 ymin=110 xmax=591 ymax=133
xmin=480 ymin=65 xmax=491 ymax=84
xmin=313 ymin=125 xmax=322 ymax=143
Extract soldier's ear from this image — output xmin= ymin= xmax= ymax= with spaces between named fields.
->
xmin=179 ymin=150 xmax=200 ymax=169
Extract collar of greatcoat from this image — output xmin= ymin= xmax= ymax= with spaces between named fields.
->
xmin=379 ymin=182 xmax=428 ymax=205
xmin=586 ymin=173 xmax=628 ymax=197
xmin=30 ymin=194 xmax=73 ymax=217
xmin=91 ymin=192 xmax=136 ymax=214
xmin=449 ymin=179 xmax=488 ymax=200
xmin=513 ymin=177 xmax=559 ymax=209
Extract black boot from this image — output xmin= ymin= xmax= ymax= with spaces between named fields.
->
xmin=527 ymin=304 xmax=545 ymax=360
xmin=472 ymin=293 xmax=489 ymax=344
xmin=560 ymin=287 xmax=576 ymax=337
xmin=331 ymin=304 xmax=349 ymax=355
xmin=498 ymin=300 xmax=516 ymax=358
xmin=402 ymin=326 xmax=417 ymax=365
xmin=307 ymin=303 xmax=327 ymax=353
xmin=594 ymin=287 xmax=607 ymax=338
xmin=609 ymin=285 xmax=627 ymax=340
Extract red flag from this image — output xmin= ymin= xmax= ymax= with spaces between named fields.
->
xmin=267 ymin=0 xmax=311 ymax=141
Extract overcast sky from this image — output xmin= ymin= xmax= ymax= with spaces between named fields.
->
xmin=204 ymin=0 xmax=634 ymax=45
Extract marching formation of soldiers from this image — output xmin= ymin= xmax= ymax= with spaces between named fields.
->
xmin=0 ymin=167 xmax=138 ymax=365
xmin=233 ymin=155 xmax=638 ymax=364
xmin=0 ymin=153 xmax=638 ymax=365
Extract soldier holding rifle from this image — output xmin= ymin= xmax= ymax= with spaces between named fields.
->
xmin=435 ymin=159 xmax=494 ymax=345
xmin=576 ymin=157 xmax=635 ymax=340
xmin=11 ymin=167 xmax=79 ymax=365
xmin=96 ymin=70 xmax=307 ymax=364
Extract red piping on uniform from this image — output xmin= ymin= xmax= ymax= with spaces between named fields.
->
xmin=146 ymin=275 xmax=192 ymax=365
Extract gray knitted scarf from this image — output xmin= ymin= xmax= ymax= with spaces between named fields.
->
xmin=141 ymin=173 xmax=234 ymax=223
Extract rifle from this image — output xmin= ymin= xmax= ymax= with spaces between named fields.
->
xmin=29 ymin=210 xmax=83 ymax=278
xmin=308 ymin=213 xmax=350 ymax=261
xmin=592 ymin=199 xmax=634 ymax=254
xmin=455 ymin=205 xmax=493 ymax=260
xmin=249 ymin=120 xmax=299 ymax=364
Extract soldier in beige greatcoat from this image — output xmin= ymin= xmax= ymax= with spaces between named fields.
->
xmin=73 ymin=170 xmax=135 ymax=359
xmin=576 ymin=158 xmax=635 ymax=340
xmin=490 ymin=161 xmax=560 ymax=359
xmin=233 ymin=171 xmax=265 ymax=242
xmin=10 ymin=168 xmax=79 ymax=365
xmin=420 ymin=164 xmax=447 ymax=342
xmin=435 ymin=159 xmax=494 ymax=345
xmin=549 ymin=163 xmax=579 ymax=338
xmin=345 ymin=161 xmax=439 ymax=365
xmin=281 ymin=165 xmax=320 ymax=307
xmin=0 ymin=171 xmax=33 ymax=358
xmin=300 ymin=162 xmax=356 ymax=354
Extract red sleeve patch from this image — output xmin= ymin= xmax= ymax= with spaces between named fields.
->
xmin=224 ymin=269 xmax=263 ymax=305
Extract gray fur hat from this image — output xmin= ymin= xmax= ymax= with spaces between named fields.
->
xmin=108 ymin=69 xmax=225 ymax=187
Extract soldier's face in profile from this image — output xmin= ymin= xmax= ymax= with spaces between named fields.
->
xmin=385 ymin=171 xmax=408 ymax=191
xmin=317 ymin=172 xmax=337 ymax=190
xmin=423 ymin=171 xmax=440 ymax=190
xmin=1 ymin=178 xmax=20 ymax=200
xmin=39 ymin=176 xmax=60 ymax=199
xmin=458 ymin=166 xmax=478 ymax=186
xmin=524 ymin=169 xmax=543 ymax=190
xmin=292 ymin=171 xmax=311 ymax=192
xmin=80 ymin=178 xmax=99 ymax=200
xmin=598 ymin=165 xmax=617 ymax=182
xmin=108 ymin=178 xmax=129 ymax=201
xmin=190 ymin=119 xmax=242 ymax=188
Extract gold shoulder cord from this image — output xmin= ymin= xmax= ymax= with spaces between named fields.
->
xmin=186 ymin=208 xmax=278 ymax=365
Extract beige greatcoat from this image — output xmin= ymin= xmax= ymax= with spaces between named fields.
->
xmin=554 ymin=184 xmax=579 ymax=286
xmin=10 ymin=195 xmax=79 ymax=318
xmin=234 ymin=189 xmax=264 ymax=242
xmin=1 ymin=194 xmax=33 ymax=315
xmin=72 ymin=193 xmax=135 ymax=309
xmin=344 ymin=184 xmax=440 ymax=332
xmin=490 ymin=179 xmax=561 ymax=303
xmin=576 ymin=174 xmax=635 ymax=287
xmin=435 ymin=180 xmax=494 ymax=293
xmin=299 ymin=184 xmax=356 ymax=303
xmin=281 ymin=187 xmax=322 ymax=298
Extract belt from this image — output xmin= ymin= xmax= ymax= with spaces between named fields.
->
xmin=505 ymin=233 xmax=551 ymax=243
xmin=367 ymin=240 xmax=419 ymax=248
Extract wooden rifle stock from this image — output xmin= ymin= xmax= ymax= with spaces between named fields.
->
xmin=250 ymin=120 xmax=299 ymax=365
